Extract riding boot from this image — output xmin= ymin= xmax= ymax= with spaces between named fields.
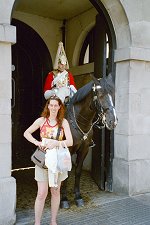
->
xmin=64 ymin=96 xmax=70 ymax=106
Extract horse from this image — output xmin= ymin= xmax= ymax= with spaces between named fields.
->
xmin=60 ymin=74 xmax=118 ymax=208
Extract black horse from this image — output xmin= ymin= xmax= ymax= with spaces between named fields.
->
xmin=61 ymin=74 xmax=118 ymax=208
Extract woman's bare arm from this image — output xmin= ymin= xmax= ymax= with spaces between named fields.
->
xmin=62 ymin=118 xmax=73 ymax=147
xmin=23 ymin=117 xmax=44 ymax=146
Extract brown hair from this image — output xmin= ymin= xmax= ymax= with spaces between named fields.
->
xmin=41 ymin=96 xmax=65 ymax=127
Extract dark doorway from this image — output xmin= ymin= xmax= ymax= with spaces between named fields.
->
xmin=11 ymin=19 xmax=52 ymax=169
xmin=89 ymin=0 xmax=116 ymax=192
xmin=78 ymin=16 xmax=116 ymax=191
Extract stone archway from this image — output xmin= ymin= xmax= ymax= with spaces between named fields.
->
xmin=100 ymin=0 xmax=150 ymax=195
xmin=72 ymin=22 xmax=95 ymax=67
xmin=71 ymin=0 xmax=131 ymax=192
xmin=3 ymin=0 xmax=150 ymax=223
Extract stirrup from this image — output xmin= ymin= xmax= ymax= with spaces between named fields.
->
xmin=89 ymin=140 xmax=96 ymax=148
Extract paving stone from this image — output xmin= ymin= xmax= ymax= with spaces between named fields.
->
xmin=13 ymin=169 xmax=150 ymax=225
xmin=16 ymin=196 xmax=150 ymax=225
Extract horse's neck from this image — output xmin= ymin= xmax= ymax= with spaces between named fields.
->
xmin=74 ymin=92 xmax=95 ymax=129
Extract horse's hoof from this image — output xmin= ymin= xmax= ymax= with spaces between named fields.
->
xmin=75 ymin=198 xmax=84 ymax=207
xmin=60 ymin=200 xmax=70 ymax=209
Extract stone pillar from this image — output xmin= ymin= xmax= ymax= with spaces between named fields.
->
xmin=113 ymin=47 xmax=150 ymax=195
xmin=0 ymin=1 xmax=16 ymax=223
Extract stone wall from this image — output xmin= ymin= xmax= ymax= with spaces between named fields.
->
xmin=112 ymin=0 xmax=150 ymax=195
xmin=1 ymin=0 xmax=150 ymax=223
xmin=0 ymin=1 xmax=16 ymax=224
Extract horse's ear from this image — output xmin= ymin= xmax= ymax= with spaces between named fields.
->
xmin=90 ymin=73 xmax=99 ymax=85
xmin=90 ymin=73 xmax=115 ymax=95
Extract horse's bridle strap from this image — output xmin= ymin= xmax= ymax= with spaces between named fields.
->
xmin=72 ymin=105 xmax=99 ymax=141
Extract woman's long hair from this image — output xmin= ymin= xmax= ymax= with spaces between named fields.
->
xmin=41 ymin=96 xmax=65 ymax=127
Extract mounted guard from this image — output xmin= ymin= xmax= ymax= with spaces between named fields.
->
xmin=43 ymin=42 xmax=118 ymax=209
xmin=43 ymin=41 xmax=77 ymax=103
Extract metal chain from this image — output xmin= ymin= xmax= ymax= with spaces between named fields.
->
xmin=72 ymin=105 xmax=100 ymax=140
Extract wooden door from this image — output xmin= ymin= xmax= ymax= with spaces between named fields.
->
xmin=11 ymin=19 xmax=52 ymax=168
xmin=91 ymin=13 xmax=114 ymax=191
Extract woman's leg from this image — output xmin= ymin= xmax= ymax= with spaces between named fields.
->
xmin=50 ymin=185 xmax=61 ymax=225
xmin=34 ymin=181 xmax=48 ymax=225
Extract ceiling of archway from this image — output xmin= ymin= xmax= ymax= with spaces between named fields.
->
xmin=14 ymin=0 xmax=93 ymax=20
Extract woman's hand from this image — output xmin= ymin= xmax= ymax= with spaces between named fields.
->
xmin=45 ymin=139 xmax=58 ymax=150
xmin=34 ymin=140 xmax=47 ymax=151
xmin=34 ymin=140 xmax=42 ymax=148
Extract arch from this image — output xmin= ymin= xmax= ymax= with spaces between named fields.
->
xmin=0 ymin=2 xmax=144 ymax=223
xmin=72 ymin=0 xmax=131 ymax=67
xmin=71 ymin=2 xmax=119 ymax=191
xmin=100 ymin=0 xmax=131 ymax=48
xmin=0 ymin=0 xmax=15 ymax=23
xmin=7 ymin=2 xmax=131 ymax=64
xmin=72 ymin=22 xmax=95 ymax=67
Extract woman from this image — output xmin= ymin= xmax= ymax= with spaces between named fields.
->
xmin=24 ymin=95 xmax=73 ymax=225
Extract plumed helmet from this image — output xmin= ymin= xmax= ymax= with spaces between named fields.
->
xmin=53 ymin=42 xmax=69 ymax=70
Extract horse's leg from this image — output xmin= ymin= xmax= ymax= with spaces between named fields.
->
xmin=74 ymin=144 xmax=89 ymax=207
xmin=60 ymin=176 xmax=70 ymax=209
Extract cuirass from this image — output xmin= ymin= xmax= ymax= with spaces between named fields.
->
xmin=55 ymin=72 xmax=69 ymax=88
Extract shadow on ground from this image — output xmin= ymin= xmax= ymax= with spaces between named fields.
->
xmin=12 ymin=167 xmax=134 ymax=225
xmin=12 ymin=167 xmax=99 ymax=211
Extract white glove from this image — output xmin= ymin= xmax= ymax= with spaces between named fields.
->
xmin=56 ymin=87 xmax=70 ymax=103
xmin=44 ymin=89 xmax=58 ymax=100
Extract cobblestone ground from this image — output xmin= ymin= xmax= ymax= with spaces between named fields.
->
xmin=12 ymin=168 xmax=150 ymax=225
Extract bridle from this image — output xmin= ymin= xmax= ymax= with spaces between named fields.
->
xmin=92 ymin=83 xmax=108 ymax=128
xmin=72 ymin=106 xmax=99 ymax=141
xmin=92 ymin=83 xmax=117 ymax=130
xmin=72 ymin=83 xmax=107 ymax=141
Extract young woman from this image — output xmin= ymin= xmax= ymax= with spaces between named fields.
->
xmin=24 ymin=95 xmax=73 ymax=225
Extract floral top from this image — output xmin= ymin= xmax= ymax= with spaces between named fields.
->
xmin=40 ymin=119 xmax=64 ymax=141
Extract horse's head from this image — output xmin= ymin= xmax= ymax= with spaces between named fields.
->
xmin=92 ymin=74 xmax=118 ymax=130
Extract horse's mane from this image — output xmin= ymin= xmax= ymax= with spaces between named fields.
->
xmin=99 ymin=73 xmax=115 ymax=96
xmin=70 ymin=73 xmax=115 ymax=104
xmin=71 ymin=81 xmax=93 ymax=104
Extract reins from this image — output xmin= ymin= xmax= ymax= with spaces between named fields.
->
xmin=72 ymin=105 xmax=99 ymax=141
xmin=72 ymin=83 xmax=107 ymax=141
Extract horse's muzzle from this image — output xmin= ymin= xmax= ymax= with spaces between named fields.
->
xmin=106 ymin=118 xmax=118 ymax=130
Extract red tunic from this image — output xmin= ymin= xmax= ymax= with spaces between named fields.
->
xmin=44 ymin=70 xmax=76 ymax=93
